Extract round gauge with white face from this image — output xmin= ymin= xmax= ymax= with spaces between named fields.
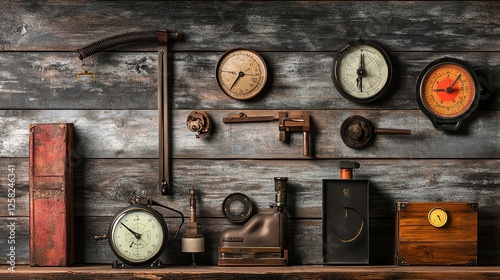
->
xmin=332 ymin=39 xmax=393 ymax=103
xmin=108 ymin=205 xmax=167 ymax=266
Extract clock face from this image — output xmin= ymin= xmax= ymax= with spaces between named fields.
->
xmin=416 ymin=57 xmax=481 ymax=130
xmin=109 ymin=206 xmax=166 ymax=265
xmin=333 ymin=40 xmax=393 ymax=103
xmin=428 ymin=207 xmax=448 ymax=228
xmin=418 ymin=62 xmax=477 ymax=119
xmin=216 ymin=49 xmax=267 ymax=100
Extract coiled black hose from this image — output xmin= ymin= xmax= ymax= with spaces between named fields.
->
xmin=77 ymin=30 xmax=178 ymax=60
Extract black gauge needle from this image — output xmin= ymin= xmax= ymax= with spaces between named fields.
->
xmin=129 ymin=241 xmax=134 ymax=248
xmin=230 ymin=71 xmax=245 ymax=89
xmin=437 ymin=215 xmax=441 ymax=221
xmin=356 ymin=53 xmax=366 ymax=92
xmin=121 ymin=222 xmax=141 ymax=239
xmin=446 ymin=74 xmax=461 ymax=93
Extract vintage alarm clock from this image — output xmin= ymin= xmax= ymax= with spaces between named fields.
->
xmin=95 ymin=195 xmax=184 ymax=268
xmin=216 ymin=48 xmax=268 ymax=100
xmin=332 ymin=39 xmax=393 ymax=104
xmin=416 ymin=57 xmax=493 ymax=130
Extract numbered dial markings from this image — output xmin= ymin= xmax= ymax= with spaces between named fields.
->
xmin=428 ymin=207 xmax=448 ymax=228
xmin=333 ymin=40 xmax=392 ymax=103
xmin=216 ymin=49 xmax=267 ymax=100
xmin=419 ymin=62 xmax=477 ymax=119
xmin=109 ymin=206 xmax=166 ymax=265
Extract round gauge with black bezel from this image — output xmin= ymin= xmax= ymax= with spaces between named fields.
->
xmin=332 ymin=39 xmax=393 ymax=104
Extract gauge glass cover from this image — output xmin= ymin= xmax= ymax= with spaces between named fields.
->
xmin=419 ymin=62 xmax=477 ymax=119
xmin=333 ymin=40 xmax=392 ymax=103
xmin=216 ymin=48 xmax=267 ymax=100
xmin=428 ymin=207 xmax=448 ymax=228
xmin=109 ymin=205 xmax=166 ymax=265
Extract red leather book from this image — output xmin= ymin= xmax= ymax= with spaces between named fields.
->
xmin=29 ymin=123 xmax=75 ymax=266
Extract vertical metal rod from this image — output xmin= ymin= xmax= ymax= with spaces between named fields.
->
xmin=158 ymin=45 xmax=170 ymax=195
xmin=189 ymin=188 xmax=196 ymax=222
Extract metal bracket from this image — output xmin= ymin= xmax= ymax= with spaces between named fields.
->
xmin=186 ymin=110 xmax=212 ymax=138
xmin=397 ymin=202 xmax=410 ymax=211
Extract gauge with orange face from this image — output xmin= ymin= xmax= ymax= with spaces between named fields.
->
xmin=416 ymin=57 xmax=481 ymax=130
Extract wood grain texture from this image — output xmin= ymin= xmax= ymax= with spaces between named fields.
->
xmin=0 ymin=0 xmax=499 ymax=273
xmin=0 ymin=1 xmax=498 ymax=52
xmin=1 ymin=265 xmax=500 ymax=280
xmin=0 ymin=52 xmax=498 ymax=110
xmin=1 ymin=158 xmax=500 ymax=218
xmin=1 ymin=109 xmax=500 ymax=159
xmin=1 ymin=217 xmax=499 ymax=265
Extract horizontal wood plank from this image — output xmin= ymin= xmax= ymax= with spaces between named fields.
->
xmin=0 ymin=52 xmax=498 ymax=110
xmin=1 ymin=158 xmax=499 ymax=218
xmin=1 ymin=265 xmax=500 ymax=280
xmin=0 ymin=1 xmax=498 ymax=52
xmin=1 ymin=217 xmax=499 ymax=265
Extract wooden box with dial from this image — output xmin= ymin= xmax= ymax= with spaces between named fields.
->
xmin=395 ymin=202 xmax=478 ymax=266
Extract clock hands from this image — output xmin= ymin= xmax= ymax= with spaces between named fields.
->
xmin=121 ymin=222 xmax=142 ymax=239
xmin=356 ymin=53 xmax=366 ymax=92
xmin=221 ymin=70 xmax=237 ymax=75
xmin=447 ymin=74 xmax=461 ymax=93
xmin=230 ymin=71 xmax=245 ymax=89
xmin=229 ymin=71 xmax=260 ymax=89
xmin=433 ymin=74 xmax=462 ymax=93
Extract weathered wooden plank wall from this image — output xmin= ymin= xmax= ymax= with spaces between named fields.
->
xmin=0 ymin=0 xmax=499 ymax=267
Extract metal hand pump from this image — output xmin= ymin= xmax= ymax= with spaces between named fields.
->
xmin=77 ymin=30 xmax=178 ymax=195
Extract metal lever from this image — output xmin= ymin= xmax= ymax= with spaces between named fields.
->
xmin=340 ymin=115 xmax=410 ymax=149
xmin=77 ymin=30 xmax=179 ymax=196
xmin=223 ymin=112 xmax=278 ymax=123
xmin=223 ymin=112 xmax=311 ymax=156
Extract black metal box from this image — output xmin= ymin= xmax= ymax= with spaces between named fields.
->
xmin=322 ymin=179 xmax=369 ymax=264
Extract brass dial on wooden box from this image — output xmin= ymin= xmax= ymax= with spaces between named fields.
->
xmin=428 ymin=207 xmax=448 ymax=228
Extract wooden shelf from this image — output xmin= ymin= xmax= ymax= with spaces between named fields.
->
xmin=1 ymin=265 xmax=500 ymax=279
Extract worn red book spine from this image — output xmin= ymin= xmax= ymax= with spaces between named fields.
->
xmin=29 ymin=123 xmax=75 ymax=266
